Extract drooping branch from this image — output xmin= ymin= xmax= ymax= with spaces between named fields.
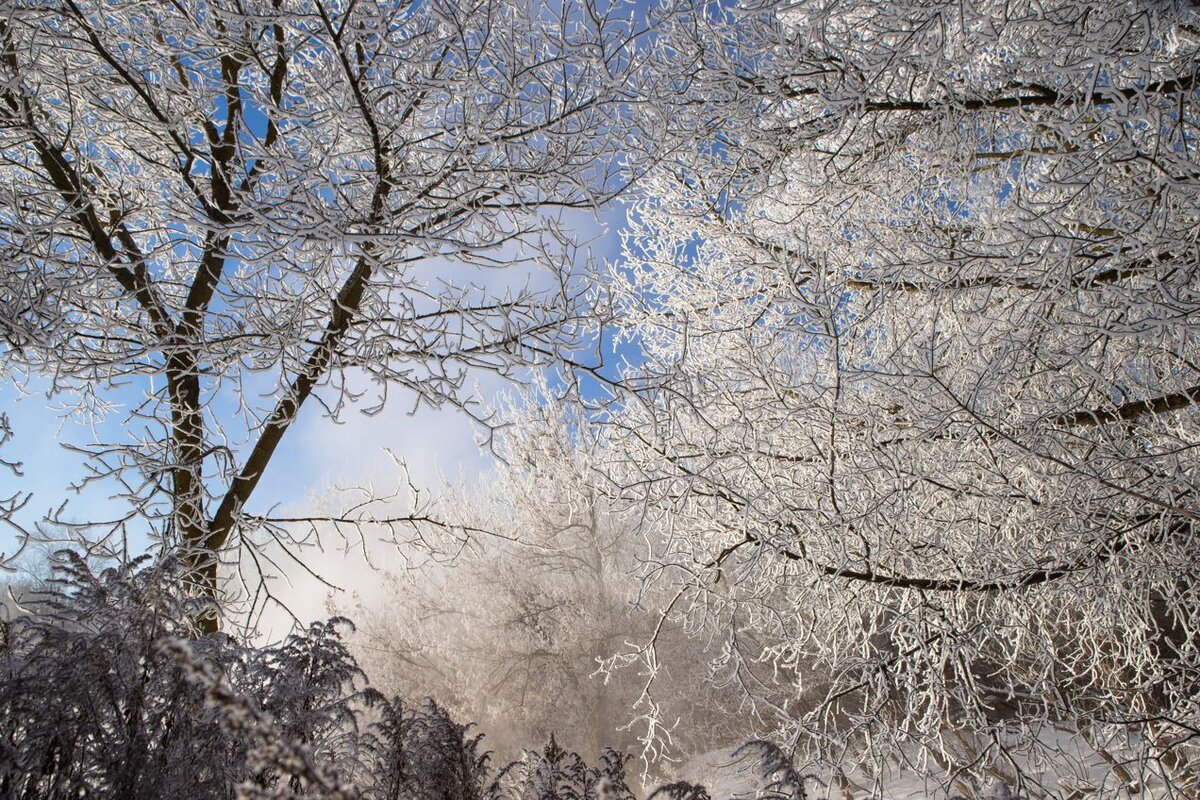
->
xmin=845 ymin=251 xmax=1179 ymax=294
xmin=873 ymin=381 xmax=1200 ymax=451
xmin=706 ymin=512 xmax=1176 ymax=594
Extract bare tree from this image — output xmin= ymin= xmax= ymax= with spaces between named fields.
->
xmin=0 ymin=0 xmax=648 ymax=630
xmin=603 ymin=1 xmax=1200 ymax=796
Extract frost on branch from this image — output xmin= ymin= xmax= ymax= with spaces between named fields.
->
xmin=0 ymin=413 xmax=30 ymax=572
xmin=604 ymin=0 xmax=1200 ymax=795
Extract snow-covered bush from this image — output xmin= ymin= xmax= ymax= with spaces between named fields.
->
xmin=0 ymin=553 xmax=375 ymax=798
xmin=0 ymin=552 xmax=243 ymax=799
xmin=0 ymin=550 xmax=733 ymax=800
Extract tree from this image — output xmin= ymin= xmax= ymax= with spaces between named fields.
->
xmin=603 ymin=1 xmax=1200 ymax=796
xmin=0 ymin=0 xmax=646 ymax=630
xmin=348 ymin=394 xmax=771 ymax=770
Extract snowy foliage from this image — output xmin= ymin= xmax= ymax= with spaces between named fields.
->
xmin=0 ymin=552 xmax=737 ymax=799
xmin=491 ymin=737 xmax=635 ymax=800
xmin=1 ymin=553 xmax=412 ymax=798
xmin=0 ymin=553 xmax=243 ymax=798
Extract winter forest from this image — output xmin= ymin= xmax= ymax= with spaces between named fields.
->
xmin=1 ymin=0 xmax=1198 ymax=798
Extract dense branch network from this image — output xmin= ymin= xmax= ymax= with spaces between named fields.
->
xmin=600 ymin=0 xmax=1200 ymax=793
xmin=0 ymin=0 xmax=644 ymax=629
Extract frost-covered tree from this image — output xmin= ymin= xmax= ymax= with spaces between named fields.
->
xmin=348 ymin=395 xmax=774 ymax=770
xmin=346 ymin=397 xmax=644 ymax=759
xmin=0 ymin=0 xmax=648 ymax=630
xmin=604 ymin=1 xmax=1200 ymax=796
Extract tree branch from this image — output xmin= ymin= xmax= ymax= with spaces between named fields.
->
xmin=859 ymin=72 xmax=1199 ymax=115
xmin=1054 ymin=384 xmax=1200 ymax=429
xmin=715 ymin=512 xmax=1175 ymax=594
